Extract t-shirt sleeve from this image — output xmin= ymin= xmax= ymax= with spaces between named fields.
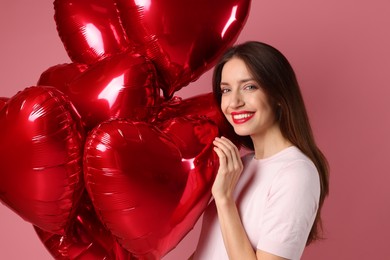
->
xmin=257 ymin=160 xmax=321 ymax=259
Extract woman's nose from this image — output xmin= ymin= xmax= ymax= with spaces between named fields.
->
xmin=229 ymin=91 xmax=244 ymax=108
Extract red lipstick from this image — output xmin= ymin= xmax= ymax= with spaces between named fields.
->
xmin=231 ymin=111 xmax=254 ymax=124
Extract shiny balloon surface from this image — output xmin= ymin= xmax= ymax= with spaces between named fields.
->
xmin=35 ymin=192 xmax=134 ymax=259
xmin=84 ymin=117 xmax=219 ymax=258
xmin=1 ymin=0 xmax=252 ymax=258
xmin=54 ymin=0 xmax=251 ymax=97
xmin=0 ymin=86 xmax=85 ymax=234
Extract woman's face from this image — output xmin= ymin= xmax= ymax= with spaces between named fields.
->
xmin=220 ymin=57 xmax=276 ymax=138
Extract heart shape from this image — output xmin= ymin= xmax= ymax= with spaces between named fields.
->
xmin=54 ymin=0 xmax=251 ymax=98
xmin=116 ymin=0 xmax=251 ymax=97
xmin=54 ymin=0 xmax=129 ymax=65
xmin=83 ymin=116 xmax=219 ymax=258
xmin=0 ymin=86 xmax=85 ymax=234
xmin=44 ymin=51 xmax=160 ymax=130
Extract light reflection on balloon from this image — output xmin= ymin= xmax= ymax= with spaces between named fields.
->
xmin=63 ymin=50 xmax=160 ymax=130
xmin=221 ymin=5 xmax=238 ymax=37
xmin=97 ymin=74 xmax=125 ymax=109
xmin=84 ymin=23 xmax=105 ymax=55
xmin=0 ymin=97 xmax=8 ymax=111
xmin=54 ymin=0 xmax=130 ymax=65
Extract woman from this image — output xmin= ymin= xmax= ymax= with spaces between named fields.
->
xmin=191 ymin=41 xmax=329 ymax=260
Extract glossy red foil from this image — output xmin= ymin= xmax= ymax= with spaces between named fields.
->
xmin=84 ymin=117 xmax=219 ymax=258
xmin=0 ymin=86 xmax=85 ymax=234
xmin=116 ymin=0 xmax=251 ymax=97
xmin=35 ymin=192 xmax=134 ymax=260
xmin=64 ymin=51 xmax=160 ymax=130
xmin=54 ymin=0 xmax=130 ymax=65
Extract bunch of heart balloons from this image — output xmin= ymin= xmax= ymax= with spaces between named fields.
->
xmin=0 ymin=0 xmax=251 ymax=259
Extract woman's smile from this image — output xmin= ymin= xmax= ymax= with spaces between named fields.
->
xmin=231 ymin=111 xmax=255 ymax=124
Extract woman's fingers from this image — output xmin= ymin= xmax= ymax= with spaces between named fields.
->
xmin=212 ymin=137 xmax=243 ymax=200
xmin=213 ymin=137 xmax=242 ymax=173
xmin=213 ymin=145 xmax=227 ymax=168
xmin=213 ymin=137 xmax=235 ymax=159
xmin=216 ymin=137 xmax=240 ymax=157
xmin=213 ymin=138 xmax=232 ymax=172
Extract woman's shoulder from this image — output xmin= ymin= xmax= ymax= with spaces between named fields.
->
xmin=272 ymin=146 xmax=315 ymax=168
xmin=239 ymin=146 xmax=317 ymax=177
xmin=283 ymin=146 xmax=316 ymax=169
xmin=262 ymin=146 xmax=319 ymax=183
xmin=275 ymin=147 xmax=320 ymax=191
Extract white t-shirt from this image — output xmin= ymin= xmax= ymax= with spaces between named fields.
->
xmin=193 ymin=146 xmax=320 ymax=260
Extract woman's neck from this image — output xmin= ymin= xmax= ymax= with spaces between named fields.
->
xmin=251 ymin=124 xmax=292 ymax=160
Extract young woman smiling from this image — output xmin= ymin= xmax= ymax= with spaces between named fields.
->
xmin=191 ymin=41 xmax=329 ymax=260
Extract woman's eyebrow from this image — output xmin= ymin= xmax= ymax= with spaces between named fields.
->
xmin=220 ymin=78 xmax=254 ymax=86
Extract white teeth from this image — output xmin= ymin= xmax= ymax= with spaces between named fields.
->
xmin=233 ymin=113 xmax=253 ymax=120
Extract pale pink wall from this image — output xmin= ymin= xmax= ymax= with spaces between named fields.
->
xmin=1 ymin=1 xmax=390 ymax=259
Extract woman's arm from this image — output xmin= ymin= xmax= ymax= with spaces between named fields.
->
xmin=212 ymin=137 xmax=288 ymax=260
xmin=214 ymin=193 xmax=257 ymax=259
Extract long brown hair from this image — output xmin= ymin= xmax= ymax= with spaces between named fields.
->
xmin=212 ymin=41 xmax=329 ymax=245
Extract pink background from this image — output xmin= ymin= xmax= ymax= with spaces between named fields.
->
xmin=1 ymin=1 xmax=390 ymax=259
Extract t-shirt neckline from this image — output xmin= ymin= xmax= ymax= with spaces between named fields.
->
xmin=253 ymin=145 xmax=297 ymax=163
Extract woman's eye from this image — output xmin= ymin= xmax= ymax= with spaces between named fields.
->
xmin=244 ymin=84 xmax=258 ymax=90
xmin=220 ymin=88 xmax=230 ymax=94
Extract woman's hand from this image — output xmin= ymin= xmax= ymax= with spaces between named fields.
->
xmin=212 ymin=136 xmax=243 ymax=203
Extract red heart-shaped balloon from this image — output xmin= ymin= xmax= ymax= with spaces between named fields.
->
xmin=54 ymin=0 xmax=130 ymax=65
xmin=115 ymin=0 xmax=251 ymax=97
xmin=84 ymin=117 xmax=219 ymax=258
xmin=63 ymin=51 xmax=160 ymax=130
xmin=157 ymin=93 xmax=226 ymax=131
xmin=156 ymin=93 xmax=239 ymax=147
xmin=35 ymin=192 xmax=133 ymax=259
xmin=0 ymin=86 xmax=85 ymax=234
